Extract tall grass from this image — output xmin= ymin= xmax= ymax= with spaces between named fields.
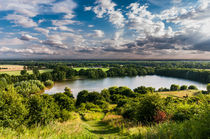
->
xmin=82 ymin=112 xmax=105 ymax=121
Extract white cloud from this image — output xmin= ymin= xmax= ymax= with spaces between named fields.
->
xmin=63 ymin=13 xmax=75 ymax=19
xmin=84 ymin=6 xmax=92 ymax=11
xmin=0 ymin=0 xmax=52 ymax=17
xmin=94 ymin=30 xmax=105 ymax=38
xmin=52 ymin=20 xmax=79 ymax=26
xmin=0 ymin=38 xmax=24 ymax=46
xmin=0 ymin=46 xmax=55 ymax=55
xmin=20 ymin=34 xmax=38 ymax=41
xmin=88 ymin=25 xmax=94 ymax=28
xmin=5 ymin=14 xmax=38 ymax=28
xmin=92 ymin=0 xmax=125 ymax=28
xmin=52 ymin=0 xmax=77 ymax=14
xmin=126 ymin=3 xmax=173 ymax=38
xmin=34 ymin=27 xmax=49 ymax=36
xmin=58 ymin=26 xmax=74 ymax=32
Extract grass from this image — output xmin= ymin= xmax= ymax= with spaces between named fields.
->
xmin=157 ymin=90 xmax=200 ymax=98
xmin=0 ymin=112 xmax=127 ymax=139
xmin=82 ymin=112 xmax=105 ymax=121
xmin=0 ymin=69 xmax=53 ymax=76
xmin=73 ymin=67 xmax=109 ymax=72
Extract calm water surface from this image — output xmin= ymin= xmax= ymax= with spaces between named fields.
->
xmin=44 ymin=75 xmax=207 ymax=96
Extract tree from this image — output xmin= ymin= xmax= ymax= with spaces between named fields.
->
xmin=53 ymin=93 xmax=75 ymax=111
xmin=134 ymin=86 xmax=154 ymax=94
xmin=0 ymin=86 xmax=28 ymax=128
xmin=170 ymin=84 xmax=180 ymax=91
xmin=180 ymin=85 xmax=188 ymax=90
xmin=20 ymin=70 xmax=27 ymax=75
xmin=44 ymin=80 xmax=54 ymax=88
xmin=64 ymin=87 xmax=74 ymax=98
xmin=33 ymin=67 xmax=40 ymax=76
xmin=188 ymin=85 xmax=198 ymax=90
xmin=27 ymin=94 xmax=59 ymax=126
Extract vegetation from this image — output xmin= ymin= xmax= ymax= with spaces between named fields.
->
xmin=0 ymin=61 xmax=210 ymax=138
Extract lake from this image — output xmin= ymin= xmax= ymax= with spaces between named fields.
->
xmin=44 ymin=75 xmax=207 ymax=96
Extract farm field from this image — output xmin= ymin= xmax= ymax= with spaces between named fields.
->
xmin=0 ymin=65 xmax=24 ymax=71
xmin=0 ymin=69 xmax=53 ymax=75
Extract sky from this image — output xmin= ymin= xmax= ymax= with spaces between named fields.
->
xmin=0 ymin=0 xmax=210 ymax=59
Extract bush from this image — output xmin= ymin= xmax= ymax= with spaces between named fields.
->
xmin=180 ymin=85 xmax=188 ymax=90
xmin=135 ymin=94 xmax=164 ymax=124
xmin=44 ymin=80 xmax=54 ymax=88
xmin=53 ymin=93 xmax=75 ymax=111
xmin=59 ymin=109 xmax=71 ymax=122
xmin=134 ymin=86 xmax=155 ymax=94
xmin=170 ymin=84 xmax=180 ymax=91
xmin=27 ymin=94 xmax=59 ymax=127
xmin=171 ymin=104 xmax=200 ymax=121
xmin=158 ymin=87 xmax=170 ymax=92
xmin=0 ymin=86 xmax=28 ymax=128
xmin=14 ymin=80 xmax=45 ymax=97
xmin=188 ymin=85 xmax=198 ymax=90
xmin=76 ymin=90 xmax=102 ymax=106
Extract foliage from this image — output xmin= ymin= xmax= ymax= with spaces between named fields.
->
xmin=44 ymin=80 xmax=54 ymax=88
xmin=0 ymin=86 xmax=28 ymax=128
xmin=170 ymin=84 xmax=180 ymax=91
xmin=180 ymin=85 xmax=188 ymax=90
xmin=207 ymin=83 xmax=210 ymax=93
xmin=188 ymin=85 xmax=198 ymax=90
xmin=26 ymin=94 xmax=59 ymax=127
xmin=82 ymin=112 xmax=105 ymax=121
xmin=53 ymin=93 xmax=75 ymax=111
xmin=133 ymin=86 xmax=155 ymax=94
xmin=14 ymin=80 xmax=45 ymax=97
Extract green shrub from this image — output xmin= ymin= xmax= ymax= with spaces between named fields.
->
xmin=188 ymin=85 xmax=198 ymax=90
xmin=134 ymin=86 xmax=155 ymax=94
xmin=135 ymin=94 xmax=164 ymax=124
xmin=44 ymin=80 xmax=54 ymax=88
xmin=53 ymin=93 xmax=75 ymax=111
xmin=27 ymin=94 xmax=59 ymax=127
xmin=0 ymin=86 xmax=28 ymax=128
xmin=59 ymin=109 xmax=71 ymax=122
xmin=14 ymin=80 xmax=45 ymax=97
xmin=180 ymin=85 xmax=188 ymax=90
xmin=170 ymin=84 xmax=180 ymax=91
xmin=171 ymin=104 xmax=200 ymax=121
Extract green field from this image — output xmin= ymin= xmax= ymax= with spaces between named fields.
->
xmin=73 ymin=67 xmax=109 ymax=72
xmin=0 ymin=67 xmax=109 ymax=76
xmin=0 ymin=69 xmax=53 ymax=76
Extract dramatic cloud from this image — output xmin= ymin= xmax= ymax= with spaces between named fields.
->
xmin=92 ymin=0 xmax=125 ymax=28
xmin=1 ymin=0 xmax=210 ymax=59
xmin=0 ymin=46 xmax=55 ymax=55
